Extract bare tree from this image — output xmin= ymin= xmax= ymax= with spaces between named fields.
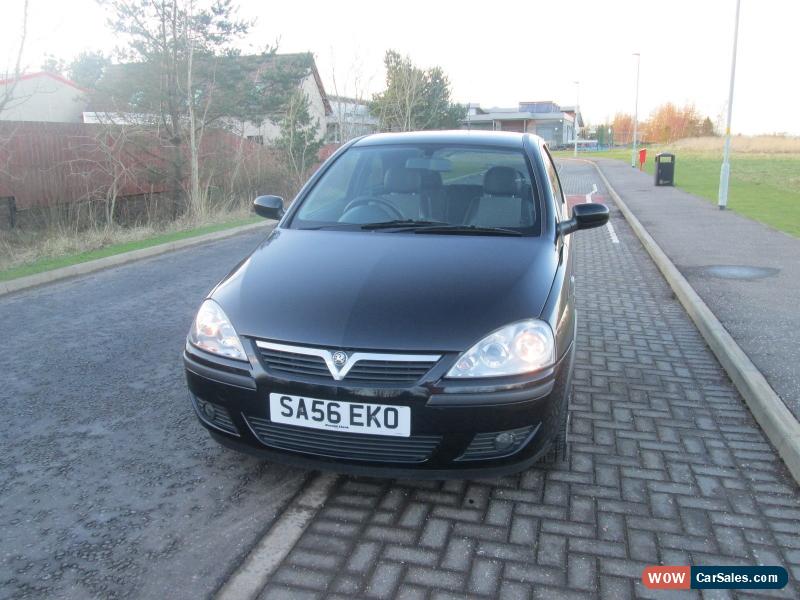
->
xmin=373 ymin=62 xmax=425 ymax=132
xmin=371 ymin=51 xmax=464 ymax=132
xmin=0 ymin=0 xmax=29 ymax=115
xmin=328 ymin=49 xmax=375 ymax=142
xmin=185 ymin=1 xmax=203 ymax=215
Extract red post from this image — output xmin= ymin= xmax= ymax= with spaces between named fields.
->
xmin=638 ymin=148 xmax=647 ymax=170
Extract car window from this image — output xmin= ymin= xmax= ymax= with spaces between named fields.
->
xmin=542 ymin=147 xmax=564 ymax=204
xmin=294 ymin=148 xmax=361 ymax=219
xmin=292 ymin=144 xmax=541 ymax=234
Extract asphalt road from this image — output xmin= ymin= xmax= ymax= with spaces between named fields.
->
xmin=0 ymin=228 xmax=308 ymax=600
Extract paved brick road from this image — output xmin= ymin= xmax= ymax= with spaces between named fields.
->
xmin=256 ymin=161 xmax=800 ymax=600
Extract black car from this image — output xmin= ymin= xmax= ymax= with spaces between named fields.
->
xmin=184 ymin=130 xmax=608 ymax=477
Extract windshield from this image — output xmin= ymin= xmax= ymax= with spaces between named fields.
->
xmin=290 ymin=144 xmax=540 ymax=234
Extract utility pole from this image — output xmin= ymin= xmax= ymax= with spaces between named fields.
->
xmin=631 ymin=53 xmax=640 ymax=167
xmin=719 ymin=0 xmax=741 ymax=210
xmin=573 ymin=81 xmax=580 ymax=157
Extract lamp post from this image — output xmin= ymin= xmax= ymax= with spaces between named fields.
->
xmin=631 ymin=52 xmax=640 ymax=168
xmin=718 ymin=0 xmax=741 ymax=210
xmin=573 ymin=81 xmax=580 ymax=157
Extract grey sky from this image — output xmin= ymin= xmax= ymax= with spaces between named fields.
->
xmin=2 ymin=0 xmax=797 ymax=134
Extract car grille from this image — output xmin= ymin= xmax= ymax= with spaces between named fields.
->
xmin=257 ymin=343 xmax=439 ymax=385
xmin=259 ymin=347 xmax=330 ymax=378
xmin=245 ymin=416 xmax=441 ymax=463
xmin=341 ymin=359 xmax=436 ymax=383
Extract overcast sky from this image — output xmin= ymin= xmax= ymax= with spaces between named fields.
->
xmin=2 ymin=0 xmax=797 ymax=135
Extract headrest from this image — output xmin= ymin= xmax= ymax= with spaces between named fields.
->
xmin=420 ymin=170 xmax=443 ymax=189
xmin=384 ymin=168 xmax=421 ymax=194
xmin=483 ymin=166 xmax=520 ymax=196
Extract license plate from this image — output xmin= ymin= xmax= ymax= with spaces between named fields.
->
xmin=269 ymin=393 xmax=411 ymax=437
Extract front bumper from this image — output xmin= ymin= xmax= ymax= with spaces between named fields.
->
xmin=184 ymin=336 xmax=574 ymax=478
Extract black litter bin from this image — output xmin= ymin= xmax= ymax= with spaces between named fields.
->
xmin=655 ymin=153 xmax=675 ymax=186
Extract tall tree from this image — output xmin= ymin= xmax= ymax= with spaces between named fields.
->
xmin=98 ymin=0 xmax=308 ymax=214
xmin=0 ymin=0 xmax=29 ymax=115
xmin=68 ymin=51 xmax=112 ymax=89
xmin=594 ymin=123 xmax=611 ymax=146
xmin=644 ymin=103 xmax=704 ymax=143
xmin=371 ymin=51 xmax=465 ymax=132
xmin=41 ymin=55 xmax=66 ymax=75
xmin=699 ymin=116 xmax=717 ymax=137
xmin=276 ymin=89 xmax=323 ymax=189
xmin=611 ymin=113 xmax=634 ymax=145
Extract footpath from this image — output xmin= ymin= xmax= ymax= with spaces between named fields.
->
xmin=593 ymin=158 xmax=800 ymax=424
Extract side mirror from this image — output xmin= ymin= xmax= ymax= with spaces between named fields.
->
xmin=253 ymin=195 xmax=284 ymax=220
xmin=558 ymin=203 xmax=609 ymax=236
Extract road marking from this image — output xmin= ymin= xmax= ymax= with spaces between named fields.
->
xmin=215 ymin=472 xmax=338 ymax=600
xmin=585 ymin=184 xmax=598 ymax=203
xmin=606 ymin=221 xmax=620 ymax=244
xmin=583 ymin=183 xmax=617 ymax=244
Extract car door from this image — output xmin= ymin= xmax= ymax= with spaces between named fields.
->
xmin=541 ymin=144 xmax=577 ymax=354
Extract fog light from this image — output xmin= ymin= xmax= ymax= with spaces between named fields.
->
xmin=494 ymin=432 xmax=516 ymax=451
xmin=200 ymin=400 xmax=216 ymax=420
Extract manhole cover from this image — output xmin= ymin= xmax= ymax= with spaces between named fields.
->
xmin=696 ymin=265 xmax=780 ymax=280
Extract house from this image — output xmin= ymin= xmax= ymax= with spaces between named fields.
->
xmin=0 ymin=54 xmax=332 ymax=228
xmin=83 ymin=52 xmax=332 ymax=145
xmin=462 ymin=101 xmax=582 ymax=147
xmin=237 ymin=53 xmax=332 ymax=144
xmin=326 ymin=96 xmax=378 ymax=143
xmin=0 ymin=72 xmax=87 ymax=122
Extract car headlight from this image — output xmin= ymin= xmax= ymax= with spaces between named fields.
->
xmin=188 ymin=299 xmax=247 ymax=361
xmin=446 ymin=319 xmax=555 ymax=378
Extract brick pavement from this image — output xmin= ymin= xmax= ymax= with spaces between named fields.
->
xmin=255 ymin=161 xmax=800 ymax=600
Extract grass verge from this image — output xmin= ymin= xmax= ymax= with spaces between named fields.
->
xmin=554 ymin=142 xmax=800 ymax=237
xmin=0 ymin=215 xmax=261 ymax=283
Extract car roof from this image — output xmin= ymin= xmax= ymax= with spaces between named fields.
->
xmin=352 ymin=129 xmax=543 ymax=149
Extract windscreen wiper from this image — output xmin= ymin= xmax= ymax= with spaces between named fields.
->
xmin=360 ymin=219 xmax=449 ymax=230
xmin=413 ymin=225 xmax=523 ymax=236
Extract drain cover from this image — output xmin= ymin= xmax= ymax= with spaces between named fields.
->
xmin=697 ymin=265 xmax=779 ymax=280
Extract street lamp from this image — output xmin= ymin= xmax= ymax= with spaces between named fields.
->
xmin=631 ymin=53 xmax=640 ymax=168
xmin=573 ymin=81 xmax=580 ymax=158
xmin=719 ymin=0 xmax=741 ymax=210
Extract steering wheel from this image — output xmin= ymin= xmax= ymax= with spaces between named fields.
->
xmin=342 ymin=196 xmax=405 ymax=220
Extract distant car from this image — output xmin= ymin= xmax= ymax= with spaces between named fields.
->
xmin=184 ymin=130 xmax=608 ymax=477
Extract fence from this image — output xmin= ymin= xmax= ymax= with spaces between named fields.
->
xmin=0 ymin=121 xmax=283 ymax=230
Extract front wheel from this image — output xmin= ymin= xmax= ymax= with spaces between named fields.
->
xmin=542 ymin=392 xmax=571 ymax=464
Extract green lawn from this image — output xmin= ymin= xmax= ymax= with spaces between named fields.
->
xmin=0 ymin=216 xmax=261 ymax=283
xmin=554 ymin=148 xmax=800 ymax=237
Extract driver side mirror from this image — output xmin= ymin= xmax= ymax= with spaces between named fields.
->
xmin=253 ymin=195 xmax=285 ymax=220
xmin=558 ymin=203 xmax=609 ymax=236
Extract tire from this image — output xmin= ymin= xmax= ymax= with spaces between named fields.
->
xmin=542 ymin=392 xmax=571 ymax=464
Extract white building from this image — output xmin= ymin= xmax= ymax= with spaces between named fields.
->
xmin=462 ymin=101 xmax=582 ymax=147
xmin=326 ymin=96 xmax=378 ymax=143
xmin=0 ymin=72 xmax=87 ymax=122
xmin=83 ymin=53 xmax=331 ymax=145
